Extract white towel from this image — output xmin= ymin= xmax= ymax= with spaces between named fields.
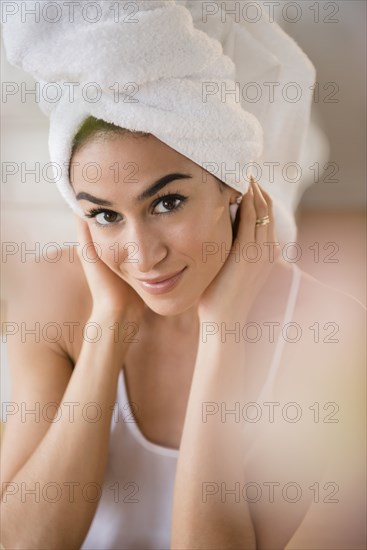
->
xmin=2 ymin=0 xmax=316 ymax=246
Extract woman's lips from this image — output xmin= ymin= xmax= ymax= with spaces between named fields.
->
xmin=136 ymin=267 xmax=187 ymax=295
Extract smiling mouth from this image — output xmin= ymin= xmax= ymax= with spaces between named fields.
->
xmin=135 ymin=267 xmax=188 ymax=294
xmin=135 ymin=268 xmax=186 ymax=284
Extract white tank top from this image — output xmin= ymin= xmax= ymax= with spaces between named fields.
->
xmin=80 ymin=263 xmax=302 ymax=550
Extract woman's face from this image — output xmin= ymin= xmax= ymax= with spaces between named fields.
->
xmin=71 ymin=133 xmax=239 ymax=316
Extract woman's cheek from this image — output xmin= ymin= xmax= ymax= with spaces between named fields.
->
xmin=203 ymin=222 xmax=233 ymax=271
xmin=195 ymin=214 xmax=228 ymax=255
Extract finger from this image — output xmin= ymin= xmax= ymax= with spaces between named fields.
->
xmin=253 ymin=182 xmax=280 ymax=261
xmin=74 ymin=215 xmax=91 ymax=252
xmin=255 ymin=183 xmax=274 ymax=230
xmin=251 ymin=179 xmax=270 ymax=246
xmin=73 ymin=215 xmax=108 ymax=290
xmin=74 ymin=215 xmax=86 ymax=258
xmin=74 ymin=214 xmax=88 ymax=249
xmin=74 ymin=215 xmax=101 ymax=262
xmin=237 ymin=182 xmax=256 ymax=244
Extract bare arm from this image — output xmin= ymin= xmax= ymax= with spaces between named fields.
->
xmin=171 ymin=294 xmax=366 ymax=550
xmin=1 ymin=219 xmax=145 ymax=549
xmin=283 ymin=298 xmax=366 ymax=550
xmin=171 ymin=320 xmax=257 ymax=549
xmin=1 ymin=311 xmax=130 ymax=550
xmin=171 ymin=178 xmax=366 ymax=548
xmin=170 ymin=181 xmax=274 ymax=548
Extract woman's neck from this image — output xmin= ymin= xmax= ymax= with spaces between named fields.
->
xmin=143 ymin=302 xmax=200 ymax=334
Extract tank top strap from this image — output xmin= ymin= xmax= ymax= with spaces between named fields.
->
xmin=255 ymin=262 xmax=302 ymax=403
xmin=241 ymin=263 xmax=302 ymax=468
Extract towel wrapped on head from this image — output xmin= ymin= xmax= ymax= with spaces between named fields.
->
xmin=2 ymin=0 xmax=316 ymax=246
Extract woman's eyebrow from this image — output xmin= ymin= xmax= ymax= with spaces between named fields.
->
xmin=75 ymin=193 xmax=114 ymax=207
xmin=75 ymin=172 xmax=193 ymax=206
xmin=137 ymin=172 xmax=192 ymax=202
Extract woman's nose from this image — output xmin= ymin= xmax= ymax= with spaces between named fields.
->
xmin=118 ymin=223 xmax=168 ymax=273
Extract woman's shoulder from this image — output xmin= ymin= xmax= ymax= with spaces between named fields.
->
xmin=7 ymin=247 xmax=92 ymax=358
xmin=296 ymin=265 xmax=366 ymax=326
xmin=279 ymin=265 xmax=365 ymax=395
xmin=19 ymin=246 xmax=90 ymax=315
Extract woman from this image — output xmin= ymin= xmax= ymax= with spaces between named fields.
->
xmin=0 ymin=115 xmax=365 ymax=550
xmin=1 ymin=0 xmax=366 ymax=546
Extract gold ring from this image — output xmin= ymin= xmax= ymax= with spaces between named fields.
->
xmin=255 ymin=215 xmax=270 ymax=226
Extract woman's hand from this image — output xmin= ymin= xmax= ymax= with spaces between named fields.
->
xmin=198 ymin=177 xmax=281 ymax=321
xmin=74 ymin=215 xmax=146 ymax=324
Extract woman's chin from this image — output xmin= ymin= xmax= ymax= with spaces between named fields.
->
xmin=142 ymin=295 xmax=198 ymax=318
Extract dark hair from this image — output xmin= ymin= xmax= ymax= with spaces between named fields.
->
xmin=69 ymin=115 xmax=225 ymax=192
xmin=70 ymin=116 xmax=150 ymax=159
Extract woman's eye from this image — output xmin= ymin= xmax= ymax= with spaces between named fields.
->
xmin=153 ymin=196 xmax=184 ymax=214
xmin=96 ymin=211 xmax=120 ymax=225
xmin=85 ymin=193 xmax=187 ymax=227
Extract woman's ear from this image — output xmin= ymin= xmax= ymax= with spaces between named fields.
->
xmin=229 ymin=192 xmax=242 ymax=205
